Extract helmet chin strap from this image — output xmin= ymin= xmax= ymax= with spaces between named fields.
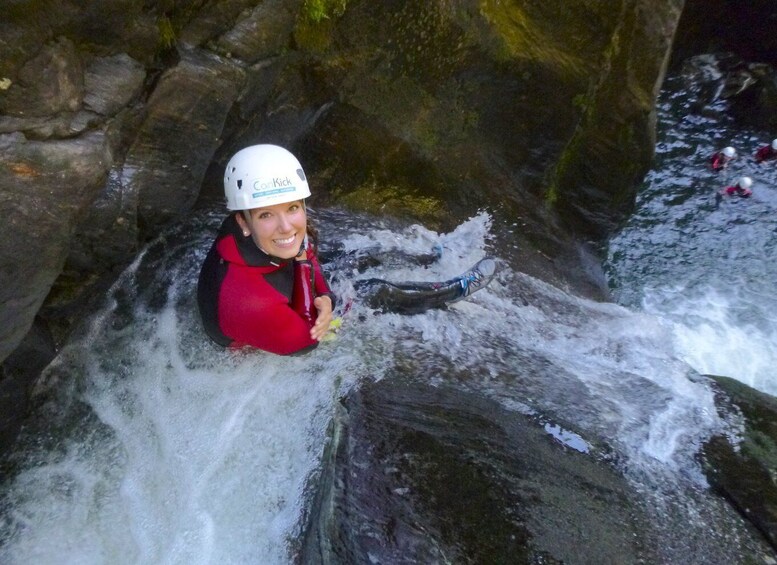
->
xmin=297 ymin=234 xmax=309 ymax=257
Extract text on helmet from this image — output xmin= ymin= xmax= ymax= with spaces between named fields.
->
xmin=251 ymin=176 xmax=297 ymax=199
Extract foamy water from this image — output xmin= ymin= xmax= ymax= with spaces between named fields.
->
xmin=642 ymin=285 xmax=777 ymax=395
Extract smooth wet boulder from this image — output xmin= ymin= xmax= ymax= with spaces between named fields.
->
xmin=298 ymin=378 xmax=658 ymax=563
xmin=701 ymin=375 xmax=777 ymax=551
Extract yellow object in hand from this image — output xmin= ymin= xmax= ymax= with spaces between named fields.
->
xmin=321 ymin=317 xmax=343 ymax=342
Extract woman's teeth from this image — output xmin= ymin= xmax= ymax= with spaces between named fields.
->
xmin=274 ymin=235 xmax=295 ymax=245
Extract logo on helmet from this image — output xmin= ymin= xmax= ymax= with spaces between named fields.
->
xmin=251 ymin=176 xmax=296 ymax=199
xmin=253 ymin=176 xmax=293 ymax=190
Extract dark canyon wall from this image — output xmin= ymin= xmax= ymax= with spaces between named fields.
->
xmin=0 ymin=0 xmax=685 ymax=369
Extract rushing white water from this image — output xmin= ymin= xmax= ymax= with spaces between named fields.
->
xmin=2 ymin=201 xmax=754 ymax=563
xmin=642 ymin=285 xmax=777 ymax=395
xmin=0 ymin=254 xmax=351 ymax=563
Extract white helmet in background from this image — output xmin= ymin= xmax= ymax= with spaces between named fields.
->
xmin=223 ymin=144 xmax=311 ymax=211
xmin=739 ymin=176 xmax=753 ymax=189
xmin=771 ymin=139 xmax=777 ymax=150
xmin=722 ymin=146 xmax=736 ymax=158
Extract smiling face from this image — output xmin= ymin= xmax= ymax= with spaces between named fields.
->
xmin=236 ymin=200 xmax=307 ymax=259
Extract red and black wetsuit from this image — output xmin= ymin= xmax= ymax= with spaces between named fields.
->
xmin=723 ymin=185 xmax=752 ymax=198
xmin=197 ymin=214 xmax=334 ymax=355
xmin=710 ymin=151 xmax=730 ymax=171
xmin=755 ymin=145 xmax=777 ymax=163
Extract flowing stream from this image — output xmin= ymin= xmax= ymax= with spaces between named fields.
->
xmin=606 ymin=60 xmax=777 ymax=396
xmin=1 ymin=61 xmax=776 ymax=563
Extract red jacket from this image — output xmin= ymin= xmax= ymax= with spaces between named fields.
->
xmin=197 ymin=214 xmax=334 ymax=355
xmin=755 ymin=145 xmax=776 ymax=163
xmin=710 ymin=151 xmax=730 ymax=171
xmin=723 ymin=185 xmax=752 ymax=198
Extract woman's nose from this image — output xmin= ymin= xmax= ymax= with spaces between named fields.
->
xmin=277 ymin=213 xmax=293 ymax=231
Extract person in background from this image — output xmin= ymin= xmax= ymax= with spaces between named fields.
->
xmin=754 ymin=139 xmax=777 ymax=163
xmin=198 ymin=144 xmax=498 ymax=356
xmin=715 ymin=175 xmax=753 ymax=206
xmin=710 ymin=146 xmax=737 ymax=171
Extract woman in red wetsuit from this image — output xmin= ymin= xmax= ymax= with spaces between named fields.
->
xmin=197 ymin=144 xmax=334 ymax=355
xmin=715 ymin=176 xmax=753 ymax=207
xmin=710 ymin=146 xmax=736 ymax=171
xmin=198 ymin=145 xmax=500 ymax=355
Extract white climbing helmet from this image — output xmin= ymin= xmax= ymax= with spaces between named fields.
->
xmin=771 ymin=139 xmax=777 ymax=150
xmin=722 ymin=146 xmax=736 ymax=158
xmin=739 ymin=176 xmax=753 ymax=189
xmin=223 ymin=144 xmax=311 ymax=211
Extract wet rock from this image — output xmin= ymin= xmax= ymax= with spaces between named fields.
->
xmin=701 ymin=375 xmax=777 ymax=552
xmin=130 ymin=47 xmax=245 ymax=233
xmin=733 ymin=63 xmax=777 ymax=129
xmin=678 ymin=52 xmax=777 ymax=128
xmin=213 ymin=0 xmax=301 ymax=62
xmin=0 ymin=131 xmax=110 ymax=362
xmin=0 ymin=318 xmax=56 ymax=452
xmin=0 ymin=37 xmax=84 ymax=118
xmin=549 ymin=0 xmax=684 ymax=239
xmin=177 ymin=0 xmax=262 ymax=49
xmin=0 ymin=0 xmax=161 ymax=78
xmin=63 ymin=106 xmax=146 ymax=279
xmin=58 ymin=47 xmax=244 ymax=325
xmin=0 ymin=111 xmax=101 ymax=139
xmin=82 ymin=53 xmax=146 ymax=116
xmin=299 ymin=378 xmax=656 ymax=563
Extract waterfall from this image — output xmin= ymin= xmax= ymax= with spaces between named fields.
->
xmin=3 ymin=203 xmax=765 ymax=563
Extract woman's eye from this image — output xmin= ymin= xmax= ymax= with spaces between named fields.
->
xmin=258 ymin=212 xmax=271 ymax=219
xmin=288 ymin=204 xmax=299 ymax=212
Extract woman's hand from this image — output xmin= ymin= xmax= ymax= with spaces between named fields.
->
xmin=310 ymin=295 xmax=333 ymax=341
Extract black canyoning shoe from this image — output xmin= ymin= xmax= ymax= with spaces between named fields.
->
xmin=353 ymin=256 xmax=499 ymax=314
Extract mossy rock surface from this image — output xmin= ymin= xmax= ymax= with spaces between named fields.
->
xmin=701 ymin=375 xmax=777 ymax=550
